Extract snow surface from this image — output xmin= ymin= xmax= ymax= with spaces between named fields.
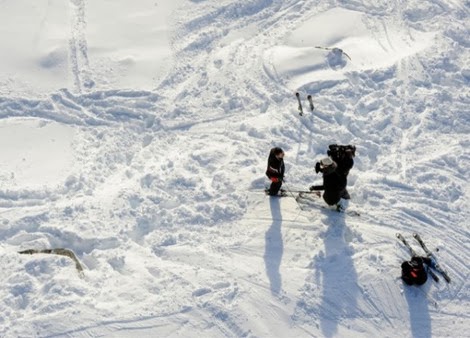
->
xmin=0 ymin=0 xmax=469 ymax=337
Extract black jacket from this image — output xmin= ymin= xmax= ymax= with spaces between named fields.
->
xmin=265 ymin=149 xmax=285 ymax=180
xmin=311 ymin=162 xmax=344 ymax=205
xmin=336 ymin=156 xmax=354 ymax=177
xmin=401 ymin=256 xmax=432 ymax=285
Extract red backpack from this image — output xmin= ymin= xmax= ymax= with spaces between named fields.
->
xmin=401 ymin=256 xmax=428 ymax=285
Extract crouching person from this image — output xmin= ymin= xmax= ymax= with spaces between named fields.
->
xmin=310 ymin=157 xmax=350 ymax=211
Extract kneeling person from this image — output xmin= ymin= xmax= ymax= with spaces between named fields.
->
xmin=310 ymin=157 xmax=350 ymax=210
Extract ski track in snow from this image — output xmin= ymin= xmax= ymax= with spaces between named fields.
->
xmin=0 ymin=0 xmax=469 ymax=337
xmin=68 ymin=0 xmax=94 ymax=93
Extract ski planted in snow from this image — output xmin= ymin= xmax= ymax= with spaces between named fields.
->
xmin=295 ymin=92 xmax=303 ymax=116
xmin=413 ymin=233 xmax=451 ymax=283
xmin=307 ymin=95 xmax=314 ymax=111
xmin=396 ymin=233 xmax=439 ymax=283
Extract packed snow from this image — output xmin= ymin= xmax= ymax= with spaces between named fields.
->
xmin=0 ymin=0 xmax=469 ymax=337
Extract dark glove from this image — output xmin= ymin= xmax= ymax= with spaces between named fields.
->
xmin=315 ymin=162 xmax=321 ymax=174
xmin=309 ymin=185 xmax=315 ymax=191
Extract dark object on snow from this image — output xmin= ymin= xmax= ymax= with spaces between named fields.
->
xmin=295 ymin=92 xmax=303 ymax=116
xmin=266 ymin=147 xmax=285 ymax=196
xmin=19 ymin=248 xmax=84 ymax=277
xmin=413 ymin=233 xmax=451 ymax=283
xmin=327 ymin=144 xmax=356 ymax=177
xmin=401 ymin=256 xmax=432 ymax=286
xmin=309 ymin=158 xmax=349 ymax=206
xmin=314 ymin=144 xmax=355 ymax=176
xmin=307 ymin=95 xmax=314 ymax=111
xmin=315 ymin=46 xmax=351 ymax=61
xmin=396 ymin=233 xmax=439 ymax=283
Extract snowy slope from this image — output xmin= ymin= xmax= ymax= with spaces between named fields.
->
xmin=0 ymin=0 xmax=469 ymax=337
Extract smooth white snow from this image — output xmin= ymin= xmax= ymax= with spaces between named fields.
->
xmin=0 ymin=0 xmax=469 ymax=337
xmin=0 ymin=119 xmax=75 ymax=190
xmin=0 ymin=0 xmax=183 ymax=96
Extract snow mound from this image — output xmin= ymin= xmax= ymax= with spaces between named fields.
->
xmin=265 ymin=8 xmax=436 ymax=89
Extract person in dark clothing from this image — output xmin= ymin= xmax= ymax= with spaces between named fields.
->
xmin=309 ymin=157 xmax=349 ymax=209
xmin=328 ymin=145 xmax=355 ymax=200
xmin=328 ymin=144 xmax=356 ymax=199
xmin=332 ymin=146 xmax=355 ymax=177
xmin=265 ymin=147 xmax=285 ymax=196
xmin=338 ymin=148 xmax=354 ymax=199
xmin=401 ymin=256 xmax=432 ymax=285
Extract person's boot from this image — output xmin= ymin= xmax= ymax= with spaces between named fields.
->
xmin=336 ymin=198 xmax=349 ymax=212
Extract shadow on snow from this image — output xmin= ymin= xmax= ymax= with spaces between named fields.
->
xmin=264 ymin=196 xmax=283 ymax=296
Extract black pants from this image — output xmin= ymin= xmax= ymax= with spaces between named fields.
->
xmin=269 ymin=181 xmax=282 ymax=195
xmin=323 ymin=188 xmax=350 ymax=206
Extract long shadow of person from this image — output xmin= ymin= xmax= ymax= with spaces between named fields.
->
xmin=264 ymin=196 xmax=283 ymax=296
xmin=403 ymin=281 xmax=432 ymax=337
xmin=315 ymin=211 xmax=360 ymax=337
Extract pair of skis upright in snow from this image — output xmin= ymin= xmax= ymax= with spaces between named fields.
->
xmin=396 ymin=233 xmax=451 ymax=284
xmin=296 ymin=92 xmax=314 ymax=116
